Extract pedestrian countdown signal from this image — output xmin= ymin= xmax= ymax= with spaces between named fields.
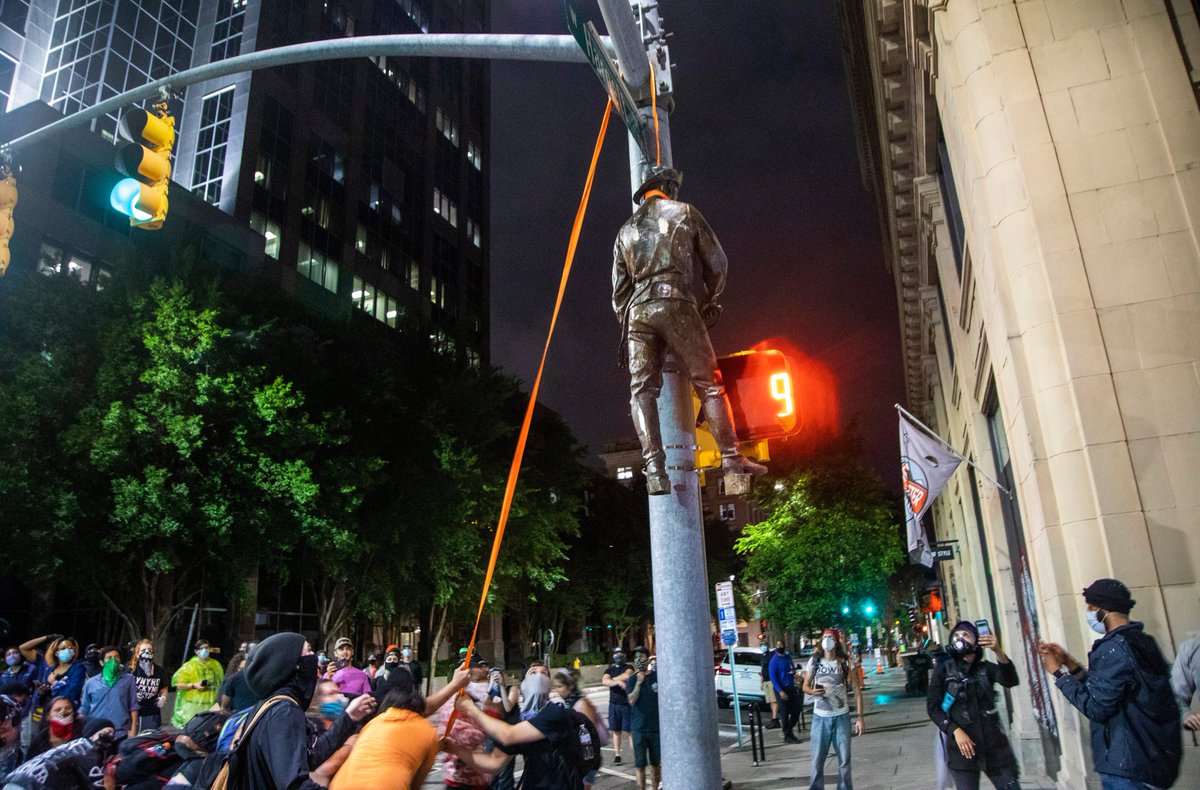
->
xmin=718 ymin=349 xmax=799 ymax=442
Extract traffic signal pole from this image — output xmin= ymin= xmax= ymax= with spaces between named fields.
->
xmin=599 ymin=1 xmax=724 ymax=786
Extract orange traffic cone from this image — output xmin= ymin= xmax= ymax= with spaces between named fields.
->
xmin=875 ymin=655 xmax=884 ymax=674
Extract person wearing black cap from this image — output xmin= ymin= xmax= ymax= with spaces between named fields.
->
xmin=1038 ymin=578 xmax=1181 ymax=789
xmin=222 ymin=631 xmax=376 ymax=789
xmin=926 ymin=620 xmax=1019 ymax=789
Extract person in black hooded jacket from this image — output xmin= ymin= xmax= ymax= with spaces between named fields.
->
xmin=226 ymin=631 xmax=376 ymax=789
xmin=1039 ymin=578 xmax=1181 ymax=790
xmin=927 ymin=621 xmax=1019 ymax=790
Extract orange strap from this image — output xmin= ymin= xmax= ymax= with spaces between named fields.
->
xmin=445 ymin=99 xmax=614 ymax=731
xmin=642 ymin=189 xmax=670 ymax=202
xmin=649 ymin=60 xmax=661 ymax=166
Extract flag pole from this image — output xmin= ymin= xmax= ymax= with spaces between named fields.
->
xmin=895 ymin=403 xmax=1012 ymax=497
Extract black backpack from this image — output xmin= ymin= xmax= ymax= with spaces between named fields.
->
xmin=113 ymin=729 xmax=183 ymax=789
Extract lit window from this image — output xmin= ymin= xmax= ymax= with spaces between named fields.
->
xmin=250 ymin=212 xmax=281 ymax=259
xmin=720 ymin=503 xmax=736 ymax=521
xmin=468 ymin=219 xmax=481 ymax=248
xmin=467 ymin=142 xmax=482 ymax=170
xmin=617 ymin=466 xmax=634 ymax=481
xmin=298 ymin=242 xmax=339 ymax=294
xmin=408 ymin=262 xmax=420 ymax=291
xmin=355 ymin=224 xmax=368 ymax=254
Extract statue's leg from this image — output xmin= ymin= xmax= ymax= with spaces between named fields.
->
xmin=667 ymin=305 xmax=767 ymax=478
xmin=627 ymin=316 xmax=670 ymax=495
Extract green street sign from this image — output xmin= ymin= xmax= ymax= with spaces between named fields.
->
xmin=564 ymin=0 xmax=652 ymax=160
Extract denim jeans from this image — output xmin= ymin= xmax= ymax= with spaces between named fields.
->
xmin=1100 ymin=775 xmax=1160 ymax=790
xmin=809 ymin=712 xmax=852 ymax=790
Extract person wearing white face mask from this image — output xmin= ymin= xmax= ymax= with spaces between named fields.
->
xmin=129 ymin=638 xmax=167 ymax=731
xmin=170 ymin=639 xmax=224 ymax=728
xmin=801 ymin=629 xmax=864 ymax=790
xmin=1038 ymin=578 xmax=1181 ymax=790
xmin=927 ymin=621 xmax=1019 ymax=789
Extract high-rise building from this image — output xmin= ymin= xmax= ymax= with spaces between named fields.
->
xmin=840 ymin=0 xmax=1200 ymax=785
xmin=1 ymin=0 xmax=490 ymax=365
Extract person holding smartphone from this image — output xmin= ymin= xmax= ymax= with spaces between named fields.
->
xmin=170 ymin=639 xmax=223 ymax=728
xmin=926 ymin=620 xmax=1020 ymax=790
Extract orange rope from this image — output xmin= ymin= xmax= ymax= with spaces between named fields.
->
xmin=642 ymin=188 xmax=670 ymax=202
xmin=445 ymin=99 xmax=614 ymax=730
xmin=648 ymin=60 xmax=661 ymax=166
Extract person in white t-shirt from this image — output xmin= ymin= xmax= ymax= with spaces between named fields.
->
xmin=801 ymin=628 xmax=865 ymax=790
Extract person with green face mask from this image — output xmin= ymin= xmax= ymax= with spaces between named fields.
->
xmin=79 ymin=646 xmax=139 ymax=737
xmin=170 ymin=639 xmax=224 ymax=728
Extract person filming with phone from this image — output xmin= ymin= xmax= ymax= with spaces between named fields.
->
xmin=926 ymin=620 xmax=1020 ymax=790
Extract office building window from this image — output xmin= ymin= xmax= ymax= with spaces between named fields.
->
xmin=249 ymin=212 xmax=281 ymax=259
xmin=211 ymin=0 xmax=247 ymax=62
xmin=616 ymin=466 xmax=634 ymax=481
xmin=408 ymin=260 xmax=420 ymax=291
xmin=433 ymin=188 xmax=457 ymax=227
xmin=435 ymin=108 xmax=459 ymax=146
xmin=192 ymin=87 xmax=235 ymax=205
xmin=257 ymin=98 xmax=292 ymax=199
xmin=352 ymin=276 xmax=400 ymax=327
xmin=720 ymin=503 xmax=736 ymax=521
xmin=297 ymin=242 xmax=339 ymax=293
xmin=467 ymin=142 xmax=482 ymax=170
xmin=0 ymin=52 xmax=15 ymax=110
xmin=429 ymin=275 xmax=444 ymax=308
xmin=467 ymin=219 xmax=481 ymax=248
xmin=0 ymin=1 xmax=29 ymax=33
xmin=311 ymin=138 xmax=345 ymax=184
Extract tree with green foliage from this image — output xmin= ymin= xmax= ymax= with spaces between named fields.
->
xmin=735 ymin=462 xmax=904 ymax=635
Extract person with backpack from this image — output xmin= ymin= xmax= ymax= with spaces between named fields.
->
xmin=1038 ymin=578 xmax=1182 ymax=790
xmin=552 ymin=669 xmax=607 ymax=790
xmin=209 ymin=631 xmax=375 ymax=789
xmin=928 ymin=621 xmax=1019 ymax=790
xmin=801 ymin=628 xmax=864 ymax=790
xmin=625 ymin=646 xmax=660 ymax=790
xmin=445 ymin=667 xmax=600 ymax=790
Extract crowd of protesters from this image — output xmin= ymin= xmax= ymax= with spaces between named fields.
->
xmin=0 ymin=631 xmax=620 ymax=789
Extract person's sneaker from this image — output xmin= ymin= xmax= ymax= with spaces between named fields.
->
xmin=612 ymin=755 xmax=622 ymax=765
xmin=765 ymin=718 xmax=781 ymax=730
xmin=783 ymin=734 xmax=801 ymax=744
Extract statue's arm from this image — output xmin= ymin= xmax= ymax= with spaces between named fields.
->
xmin=612 ymin=234 xmax=632 ymax=320
xmin=691 ymin=206 xmax=728 ymax=303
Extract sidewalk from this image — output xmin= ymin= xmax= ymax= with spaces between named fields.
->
xmin=715 ymin=666 xmax=1056 ymax=790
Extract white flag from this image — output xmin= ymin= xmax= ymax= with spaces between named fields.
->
xmin=900 ymin=413 xmax=962 ymax=566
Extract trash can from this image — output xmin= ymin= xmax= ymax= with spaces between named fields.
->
xmin=904 ymin=652 xmax=932 ymax=695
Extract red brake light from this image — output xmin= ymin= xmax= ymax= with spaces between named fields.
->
xmin=716 ymin=666 xmax=731 ymax=676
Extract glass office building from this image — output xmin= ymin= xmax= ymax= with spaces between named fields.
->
xmin=0 ymin=0 xmax=490 ymax=365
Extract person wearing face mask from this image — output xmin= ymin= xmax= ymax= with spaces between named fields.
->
xmin=20 ymin=635 xmax=86 ymax=714
xmin=170 ymin=640 xmax=224 ymax=728
xmin=1038 ymin=578 xmax=1181 ymax=790
xmin=768 ymin=639 xmax=802 ymax=744
xmin=223 ymin=631 xmax=377 ymax=789
xmin=128 ymin=639 xmax=167 ymax=732
xmin=601 ymin=647 xmax=634 ymax=765
xmin=400 ymin=644 xmax=422 ymax=688
xmin=80 ymin=644 xmax=103 ymax=680
xmin=0 ymin=692 xmax=22 ymax=779
xmin=926 ymin=621 xmax=1019 ymax=790
xmin=25 ymin=696 xmax=83 ymax=760
xmin=625 ymin=646 xmax=660 ymax=790
xmin=438 ymin=655 xmax=494 ymax=789
xmin=80 ymin=645 xmax=138 ymax=738
xmin=1 ymin=649 xmax=37 ymax=756
xmin=306 ymin=679 xmax=345 ymax=731
xmin=801 ymin=629 xmax=864 ymax=790
xmin=372 ymin=646 xmax=408 ymax=697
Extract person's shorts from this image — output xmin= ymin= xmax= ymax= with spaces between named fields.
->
xmin=632 ymin=729 xmax=661 ymax=768
xmin=582 ymin=769 xmax=598 ymax=785
xmin=608 ymin=701 xmax=632 ymax=732
xmin=761 ymin=680 xmax=776 ymax=704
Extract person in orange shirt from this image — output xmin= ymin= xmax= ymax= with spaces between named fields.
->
xmin=329 ymin=662 xmax=467 ymax=790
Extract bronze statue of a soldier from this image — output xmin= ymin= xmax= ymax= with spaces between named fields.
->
xmin=613 ymin=166 xmax=766 ymax=495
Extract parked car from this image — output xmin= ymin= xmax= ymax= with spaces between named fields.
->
xmin=715 ymin=647 xmax=767 ymax=708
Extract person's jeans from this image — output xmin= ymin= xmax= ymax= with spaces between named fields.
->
xmin=1099 ymin=775 xmax=1160 ymax=790
xmin=809 ymin=712 xmax=852 ymax=790
xmin=949 ymin=764 xmax=1019 ymax=790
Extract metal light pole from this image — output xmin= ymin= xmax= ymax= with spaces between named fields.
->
xmin=599 ymin=0 xmax=724 ymax=786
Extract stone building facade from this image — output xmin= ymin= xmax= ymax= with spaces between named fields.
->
xmin=841 ymin=0 xmax=1200 ymax=784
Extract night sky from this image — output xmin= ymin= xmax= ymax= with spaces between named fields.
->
xmin=488 ymin=1 xmax=905 ymax=484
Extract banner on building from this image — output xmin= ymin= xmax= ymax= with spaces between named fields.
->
xmin=900 ymin=412 xmax=962 ymax=566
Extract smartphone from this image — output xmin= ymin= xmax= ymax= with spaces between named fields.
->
xmin=975 ymin=619 xmax=991 ymax=637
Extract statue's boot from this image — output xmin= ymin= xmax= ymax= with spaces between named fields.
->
xmin=703 ymin=395 xmax=768 ymax=478
xmin=632 ymin=392 xmax=671 ymax=495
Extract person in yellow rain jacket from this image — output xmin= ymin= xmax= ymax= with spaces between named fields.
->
xmin=170 ymin=639 xmax=224 ymax=728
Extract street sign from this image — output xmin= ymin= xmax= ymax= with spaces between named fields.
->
xmin=930 ymin=543 xmax=956 ymax=561
xmin=722 ymin=631 xmax=737 ymax=646
xmin=564 ymin=1 xmax=653 ymax=160
xmin=715 ymin=581 xmax=735 ymax=610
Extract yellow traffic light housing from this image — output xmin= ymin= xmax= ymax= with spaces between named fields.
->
xmin=0 ymin=163 xmax=17 ymax=277
xmin=111 ymin=103 xmax=174 ymax=230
